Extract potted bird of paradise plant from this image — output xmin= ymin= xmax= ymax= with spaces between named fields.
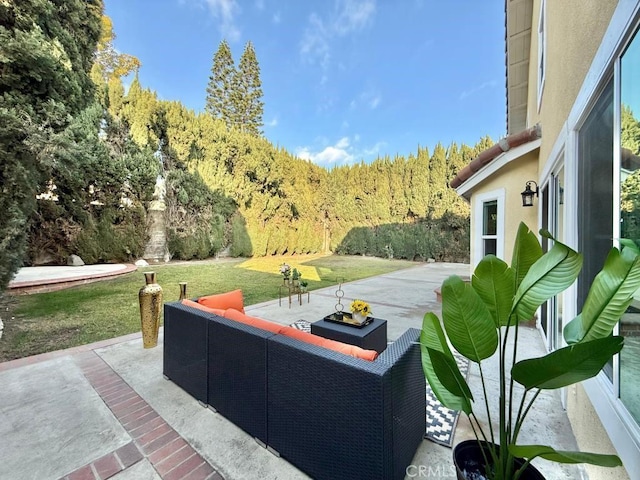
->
xmin=421 ymin=222 xmax=640 ymax=479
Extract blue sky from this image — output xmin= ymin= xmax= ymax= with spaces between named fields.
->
xmin=104 ymin=0 xmax=506 ymax=167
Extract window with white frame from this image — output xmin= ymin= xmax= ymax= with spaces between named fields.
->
xmin=577 ymin=22 xmax=640 ymax=432
xmin=482 ymin=200 xmax=498 ymax=255
xmin=537 ymin=0 xmax=546 ymax=110
xmin=556 ymin=3 xmax=640 ymax=472
xmin=618 ymin=27 xmax=640 ymax=426
xmin=474 ymin=190 xmax=505 ymax=264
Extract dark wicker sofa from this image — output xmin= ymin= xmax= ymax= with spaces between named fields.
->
xmin=163 ymin=301 xmax=426 ymax=480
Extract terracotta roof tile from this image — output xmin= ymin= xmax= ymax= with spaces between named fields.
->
xmin=450 ymin=124 xmax=541 ymax=189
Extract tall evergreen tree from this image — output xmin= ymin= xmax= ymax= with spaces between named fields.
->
xmin=0 ymin=0 xmax=102 ymax=290
xmin=120 ymin=75 xmax=161 ymax=148
xmin=205 ymin=40 xmax=235 ymax=126
xmin=622 ymin=104 xmax=640 ymax=155
xmin=92 ymin=15 xmax=140 ymax=82
xmin=232 ymin=41 xmax=264 ymax=135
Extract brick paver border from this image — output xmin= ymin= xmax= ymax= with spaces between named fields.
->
xmin=59 ymin=351 xmax=224 ymax=480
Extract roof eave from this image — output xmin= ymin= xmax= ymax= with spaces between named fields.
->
xmin=456 ymin=137 xmax=541 ymax=199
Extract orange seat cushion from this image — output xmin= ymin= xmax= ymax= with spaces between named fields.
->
xmin=330 ymin=342 xmax=379 ymax=362
xmin=279 ymin=326 xmax=379 ymax=361
xmin=279 ymin=326 xmax=327 ymax=347
xmin=223 ymin=308 xmax=283 ymax=334
xmin=181 ymin=299 xmax=225 ymax=316
xmin=198 ymin=289 xmax=244 ymax=313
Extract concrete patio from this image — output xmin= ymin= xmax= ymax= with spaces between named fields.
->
xmin=0 ymin=262 xmax=586 ymax=479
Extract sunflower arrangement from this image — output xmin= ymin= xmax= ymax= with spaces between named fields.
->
xmin=350 ymin=299 xmax=371 ymax=317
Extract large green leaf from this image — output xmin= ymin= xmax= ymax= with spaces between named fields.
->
xmin=619 ymin=238 xmax=640 ymax=253
xmin=511 ymin=336 xmax=624 ymax=390
xmin=510 ymin=222 xmax=543 ymax=290
xmin=564 ymin=246 xmax=640 ymax=344
xmin=472 ymin=255 xmax=515 ymax=326
xmin=512 ymin=238 xmax=582 ymax=323
xmin=441 ymin=275 xmax=498 ymax=362
xmin=420 ymin=313 xmax=472 ymax=414
xmin=509 ymin=444 xmax=622 ymax=467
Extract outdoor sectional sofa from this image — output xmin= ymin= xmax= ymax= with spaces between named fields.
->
xmin=163 ymin=290 xmax=426 ymax=480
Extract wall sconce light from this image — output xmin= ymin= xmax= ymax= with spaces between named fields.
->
xmin=521 ymin=180 xmax=539 ymax=207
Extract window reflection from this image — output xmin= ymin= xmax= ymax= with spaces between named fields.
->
xmin=620 ymin=29 xmax=640 ymax=425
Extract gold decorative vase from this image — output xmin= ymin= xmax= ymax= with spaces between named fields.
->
xmin=179 ymin=282 xmax=188 ymax=300
xmin=139 ymin=272 xmax=163 ymax=348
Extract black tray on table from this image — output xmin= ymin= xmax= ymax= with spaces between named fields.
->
xmin=322 ymin=312 xmax=373 ymax=328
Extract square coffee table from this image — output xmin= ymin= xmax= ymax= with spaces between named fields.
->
xmin=311 ymin=316 xmax=388 ymax=353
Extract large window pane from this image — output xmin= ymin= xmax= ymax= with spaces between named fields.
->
xmin=578 ymin=78 xmax=613 ymax=380
xmin=619 ymin=29 xmax=640 ymax=425
xmin=481 ymin=200 xmax=498 ymax=257
xmin=578 ymin=79 xmax=614 ymax=309
xmin=483 ymin=201 xmax=497 ymax=236
xmin=483 ymin=239 xmax=497 ymax=256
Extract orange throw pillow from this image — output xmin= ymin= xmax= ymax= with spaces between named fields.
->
xmin=279 ymin=326 xmax=379 ymax=361
xmin=198 ymin=289 xmax=244 ymax=313
xmin=223 ymin=308 xmax=283 ymax=334
xmin=181 ymin=299 xmax=225 ymax=316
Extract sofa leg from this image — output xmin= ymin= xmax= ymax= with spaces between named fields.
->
xmin=207 ymin=405 xmax=218 ymax=413
xmin=266 ymin=446 xmax=280 ymax=457
xmin=198 ymin=400 xmax=207 ymax=408
xmin=163 ymin=374 xmax=169 ymax=380
xmin=254 ymin=438 xmax=267 ymax=448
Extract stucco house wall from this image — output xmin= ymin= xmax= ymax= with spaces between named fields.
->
xmin=527 ymin=4 xmax=631 ymax=478
xmin=468 ymin=152 xmax=538 ymax=267
xmin=453 ymin=2 xmax=640 ymax=478
xmin=568 ymin=384 xmax=631 ymax=480
xmin=529 ymin=0 xmax=618 ymax=165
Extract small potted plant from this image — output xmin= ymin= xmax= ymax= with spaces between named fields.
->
xmin=300 ymin=280 xmax=308 ymax=292
xmin=291 ymin=268 xmax=301 ymax=287
xmin=421 ymin=222 xmax=640 ymax=479
xmin=279 ymin=263 xmax=291 ymax=285
xmin=350 ymin=299 xmax=371 ymax=325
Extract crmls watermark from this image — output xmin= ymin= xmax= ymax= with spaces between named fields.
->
xmin=406 ymin=464 xmax=456 ymax=478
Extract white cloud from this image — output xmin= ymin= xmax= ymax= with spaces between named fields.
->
xmin=334 ymin=0 xmax=376 ymax=35
xmin=363 ymin=141 xmax=386 ymax=157
xmin=459 ymin=80 xmax=497 ymax=101
xmin=296 ymin=138 xmax=353 ymax=166
xmin=266 ymin=116 xmax=278 ymax=127
xmin=255 ymin=0 xmax=265 ymax=10
xmin=300 ymin=0 xmax=376 ymax=72
xmin=316 ymin=146 xmax=354 ymax=164
xmin=273 ymin=12 xmax=281 ymax=23
xmin=295 ymin=135 xmax=383 ymax=166
xmin=350 ymin=86 xmax=382 ymax=110
xmin=183 ymin=0 xmax=241 ymax=41
xmin=296 ymin=148 xmax=312 ymax=161
xmin=300 ymin=13 xmax=331 ymax=69
xmin=336 ymin=136 xmax=350 ymax=149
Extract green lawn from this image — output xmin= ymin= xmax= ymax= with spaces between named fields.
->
xmin=0 ymin=254 xmax=416 ymax=361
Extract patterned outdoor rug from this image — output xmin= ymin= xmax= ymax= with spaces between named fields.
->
xmin=291 ymin=320 xmax=312 ymax=331
xmin=425 ymin=352 xmax=469 ymax=447
xmin=290 ymin=320 xmax=468 ymax=448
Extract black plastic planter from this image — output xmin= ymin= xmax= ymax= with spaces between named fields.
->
xmin=453 ymin=440 xmax=545 ymax=480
